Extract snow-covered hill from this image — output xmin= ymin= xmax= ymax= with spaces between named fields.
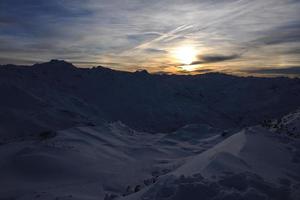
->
xmin=0 ymin=110 xmax=299 ymax=200
xmin=123 ymin=111 xmax=300 ymax=200
xmin=1 ymin=60 xmax=300 ymax=200
xmin=263 ymin=108 xmax=300 ymax=138
xmin=1 ymin=60 xmax=300 ymax=140
xmin=0 ymin=122 xmax=224 ymax=200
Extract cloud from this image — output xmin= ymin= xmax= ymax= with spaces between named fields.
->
xmin=143 ymin=48 xmax=168 ymax=54
xmin=243 ymin=66 xmax=300 ymax=75
xmin=152 ymin=71 xmax=173 ymax=75
xmin=190 ymin=54 xmax=240 ymax=65
xmin=1 ymin=0 xmax=300 ymax=77
xmin=177 ymin=68 xmax=214 ymax=74
xmin=194 ymin=68 xmax=214 ymax=73
xmin=254 ymin=22 xmax=300 ymax=46
xmin=285 ymin=48 xmax=300 ymax=55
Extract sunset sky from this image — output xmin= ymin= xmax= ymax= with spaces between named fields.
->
xmin=1 ymin=0 xmax=300 ymax=76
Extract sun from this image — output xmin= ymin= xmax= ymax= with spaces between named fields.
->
xmin=174 ymin=46 xmax=197 ymax=65
xmin=181 ymin=65 xmax=198 ymax=71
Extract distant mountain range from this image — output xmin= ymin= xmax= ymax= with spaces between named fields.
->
xmin=1 ymin=60 xmax=300 ymax=139
xmin=1 ymin=60 xmax=300 ymax=200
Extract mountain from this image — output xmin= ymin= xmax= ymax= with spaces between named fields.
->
xmin=1 ymin=60 xmax=300 ymax=140
xmin=1 ymin=60 xmax=300 ymax=199
xmin=0 ymin=121 xmax=225 ymax=199
xmin=123 ymin=110 xmax=300 ymax=200
xmin=0 ymin=106 xmax=299 ymax=199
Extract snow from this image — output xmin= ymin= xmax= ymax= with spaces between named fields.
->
xmin=1 ymin=60 xmax=300 ymax=139
xmin=0 ymin=61 xmax=300 ymax=200
xmin=1 ymin=112 xmax=299 ymax=199
xmin=0 ymin=122 xmax=224 ymax=199
xmin=269 ymin=108 xmax=300 ymax=138
xmin=123 ymin=120 xmax=300 ymax=200
xmin=173 ymin=130 xmax=247 ymax=177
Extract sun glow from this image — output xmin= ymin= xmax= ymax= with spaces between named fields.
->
xmin=174 ymin=46 xmax=197 ymax=65
xmin=181 ymin=65 xmax=198 ymax=71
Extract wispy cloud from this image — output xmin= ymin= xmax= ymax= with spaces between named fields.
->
xmin=0 ymin=0 xmax=300 ymax=76
xmin=242 ymin=66 xmax=300 ymax=76
xmin=190 ymin=54 xmax=241 ymax=65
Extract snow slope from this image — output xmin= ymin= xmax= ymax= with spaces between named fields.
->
xmin=0 ymin=111 xmax=299 ymax=200
xmin=1 ymin=60 xmax=300 ymax=200
xmin=0 ymin=122 xmax=224 ymax=200
xmin=267 ymin=108 xmax=300 ymax=138
xmin=1 ymin=60 xmax=300 ymax=140
xmin=123 ymin=111 xmax=300 ymax=200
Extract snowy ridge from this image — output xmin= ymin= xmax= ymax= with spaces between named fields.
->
xmin=266 ymin=108 xmax=300 ymax=138
xmin=173 ymin=130 xmax=247 ymax=177
xmin=1 ymin=61 xmax=300 ymax=200
xmin=123 ymin=111 xmax=300 ymax=200
xmin=125 ymin=133 xmax=300 ymax=200
xmin=1 ymin=60 xmax=300 ymax=139
xmin=0 ymin=122 xmax=224 ymax=199
xmin=0 ymin=111 xmax=299 ymax=199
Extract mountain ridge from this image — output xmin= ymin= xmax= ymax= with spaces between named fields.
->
xmin=3 ymin=60 xmax=299 ymax=79
xmin=1 ymin=60 xmax=300 ymax=139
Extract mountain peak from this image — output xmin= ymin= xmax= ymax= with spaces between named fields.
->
xmin=134 ymin=69 xmax=149 ymax=75
xmin=33 ymin=59 xmax=76 ymax=70
xmin=49 ymin=59 xmax=71 ymax=65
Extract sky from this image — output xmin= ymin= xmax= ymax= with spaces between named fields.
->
xmin=0 ymin=0 xmax=300 ymax=76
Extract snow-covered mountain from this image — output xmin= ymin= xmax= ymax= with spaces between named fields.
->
xmin=0 ymin=122 xmax=224 ymax=199
xmin=0 ymin=108 xmax=299 ymax=200
xmin=1 ymin=60 xmax=300 ymax=140
xmin=0 ymin=60 xmax=300 ymax=200
xmin=123 ymin=111 xmax=300 ymax=200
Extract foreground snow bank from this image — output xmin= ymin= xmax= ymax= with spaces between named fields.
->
xmin=0 ymin=122 xmax=223 ymax=200
xmin=123 ymin=117 xmax=300 ymax=200
xmin=1 ymin=110 xmax=299 ymax=200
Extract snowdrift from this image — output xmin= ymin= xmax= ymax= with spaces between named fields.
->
xmin=123 ymin=111 xmax=300 ymax=200
xmin=0 ymin=122 xmax=223 ymax=199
